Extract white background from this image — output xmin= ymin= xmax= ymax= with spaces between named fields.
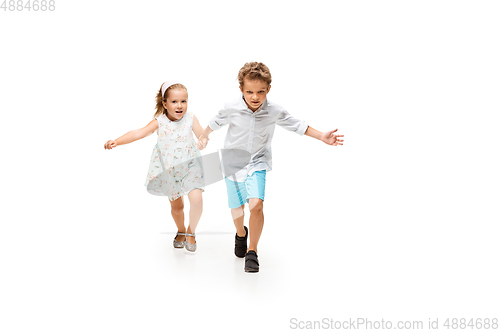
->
xmin=1 ymin=0 xmax=499 ymax=332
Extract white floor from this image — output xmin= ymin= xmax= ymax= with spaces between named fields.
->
xmin=3 ymin=197 xmax=499 ymax=332
xmin=2 ymin=149 xmax=499 ymax=332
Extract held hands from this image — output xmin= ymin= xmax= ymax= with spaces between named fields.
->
xmin=197 ymin=136 xmax=209 ymax=150
xmin=104 ymin=140 xmax=117 ymax=150
xmin=321 ymin=129 xmax=344 ymax=146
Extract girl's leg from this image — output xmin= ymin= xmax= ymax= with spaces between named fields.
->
xmin=248 ymin=198 xmax=264 ymax=253
xmin=170 ymin=196 xmax=186 ymax=242
xmin=231 ymin=205 xmax=246 ymax=237
xmin=186 ymin=189 xmax=203 ymax=244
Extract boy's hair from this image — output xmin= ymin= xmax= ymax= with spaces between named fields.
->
xmin=238 ymin=62 xmax=272 ymax=87
xmin=154 ymin=83 xmax=187 ymax=118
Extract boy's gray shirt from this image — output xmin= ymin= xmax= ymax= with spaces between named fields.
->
xmin=208 ymin=95 xmax=308 ymax=181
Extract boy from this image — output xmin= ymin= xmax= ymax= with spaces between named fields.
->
xmin=197 ymin=62 xmax=343 ymax=273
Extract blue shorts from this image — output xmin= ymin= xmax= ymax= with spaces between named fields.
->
xmin=224 ymin=170 xmax=266 ymax=209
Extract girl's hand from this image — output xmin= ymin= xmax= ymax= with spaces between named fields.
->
xmin=197 ymin=137 xmax=208 ymax=150
xmin=104 ymin=140 xmax=117 ymax=150
xmin=321 ymin=129 xmax=344 ymax=146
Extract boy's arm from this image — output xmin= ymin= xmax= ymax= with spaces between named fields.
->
xmin=276 ymin=108 xmax=344 ymax=145
xmin=276 ymin=109 xmax=309 ymax=135
xmin=197 ymin=126 xmax=213 ymax=150
xmin=104 ymin=119 xmax=158 ymax=149
xmin=304 ymin=126 xmax=344 ymax=146
xmin=197 ymin=107 xmax=228 ymax=150
xmin=199 ymin=125 xmax=214 ymax=139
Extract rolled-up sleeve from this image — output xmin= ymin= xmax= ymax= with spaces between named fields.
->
xmin=276 ymin=109 xmax=309 ymax=135
xmin=208 ymin=108 xmax=228 ymax=131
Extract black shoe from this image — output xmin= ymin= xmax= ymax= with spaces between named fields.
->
xmin=244 ymin=250 xmax=259 ymax=273
xmin=234 ymin=226 xmax=248 ymax=258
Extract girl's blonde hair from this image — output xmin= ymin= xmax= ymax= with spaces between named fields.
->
xmin=154 ymin=83 xmax=188 ymax=118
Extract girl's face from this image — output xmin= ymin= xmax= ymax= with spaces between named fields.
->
xmin=162 ymin=89 xmax=188 ymax=121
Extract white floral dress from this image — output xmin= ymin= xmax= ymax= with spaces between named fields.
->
xmin=144 ymin=112 xmax=205 ymax=200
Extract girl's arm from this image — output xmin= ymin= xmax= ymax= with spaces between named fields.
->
xmin=192 ymin=114 xmax=204 ymax=139
xmin=104 ymin=119 xmax=159 ymax=149
xmin=304 ymin=126 xmax=344 ymax=146
xmin=197 ymin=125 xmax=213 ymax=150
xmin=197 ymin=108 xmax=227 ymax=150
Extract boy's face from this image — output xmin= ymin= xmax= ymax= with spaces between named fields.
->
xmin=240 ymin=79 xmax=271 ymax=111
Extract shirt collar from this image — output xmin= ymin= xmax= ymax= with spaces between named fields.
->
xmin=239 ymin=94 xmax=268 ymax=113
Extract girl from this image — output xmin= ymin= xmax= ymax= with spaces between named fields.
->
xmin=104 ymin=81 xmax=205 ymax=252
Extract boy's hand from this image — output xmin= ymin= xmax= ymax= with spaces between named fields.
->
xmin=197 ymin=137 xmax=209 ymax=150
xmin=104 ymin=140 xmax=117 ymax=149
xmin=321 ymin=129 xmax=344 ymax=146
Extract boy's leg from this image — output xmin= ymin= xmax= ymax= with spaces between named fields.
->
xmin=225 ymin=177 xmax=249 ymax=257
xmin=232 ymin=204 xmax=248 ymax=258
xmin=225 ymin=176 xmax=247 ymax=237
xmin=231 ymin=205 xmax=246 ymax=237
xmin=186 ymin=189 xmax=203 ymax=244
xmin=246 ymin=170 xmax=266 ymax=253
xmin=169 ymin=196 xmax=185 ymax=241
xmin=248 ymin=198 xmax=264 ymax=252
